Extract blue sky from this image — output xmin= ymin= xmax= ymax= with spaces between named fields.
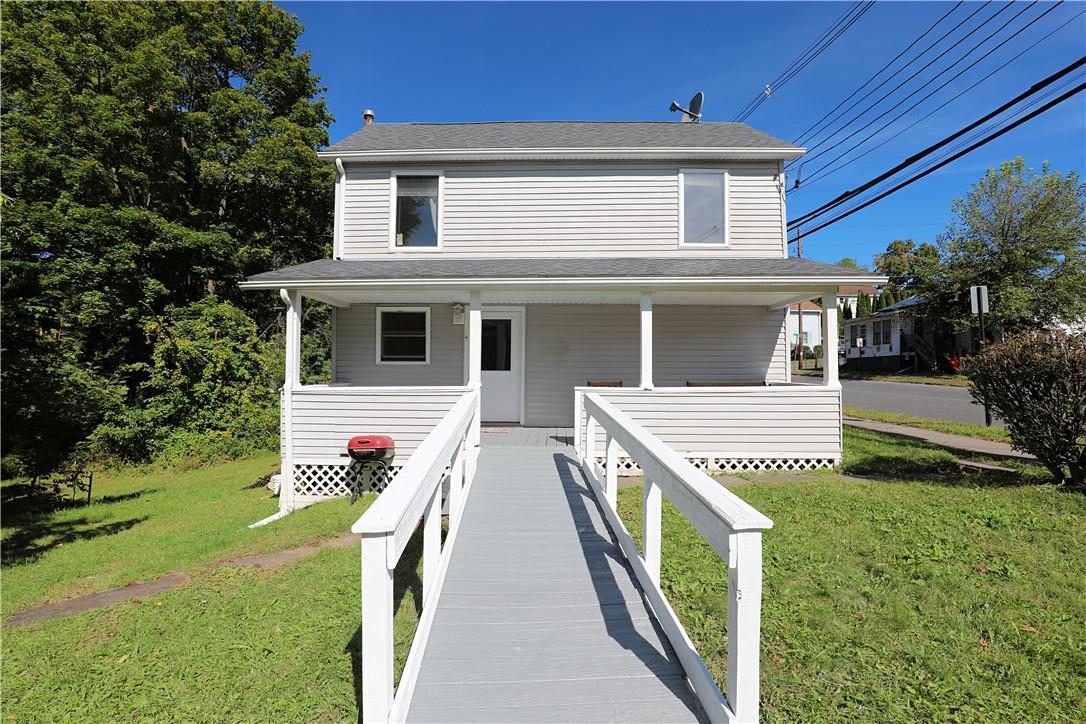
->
xmin=280 ymin=1 xmax=1086 ymax=267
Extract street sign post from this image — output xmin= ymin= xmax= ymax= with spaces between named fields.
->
xmin=970 ymin=285 xmax=992 ymax=426
xmin=857 ymin=337 xmax=864 ymax=378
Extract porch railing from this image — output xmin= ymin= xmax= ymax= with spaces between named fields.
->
xmin=351 ymin=386 xmax=480 ymax=723
xmin=579 ymin=392 xmax=773 ymax=723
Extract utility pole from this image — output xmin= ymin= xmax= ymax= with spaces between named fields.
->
xmin=796 ymin=228 xmax=805 ymax=371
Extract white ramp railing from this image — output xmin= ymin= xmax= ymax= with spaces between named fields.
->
xmin=578 ymin=391 xmax=774 ymax=724
xmin=352 ymin=386 xmax=480 ymax=723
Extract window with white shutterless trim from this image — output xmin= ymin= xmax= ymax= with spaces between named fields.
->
xmin=389 ymin=171 xmax=444 ymax=250
xmin=678 ymin=169 xmax=729 ymax=247
xmin=376 ymin=307 xmax=430 ymax=364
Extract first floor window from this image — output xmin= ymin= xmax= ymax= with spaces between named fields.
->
xmin=849 ymin=324 xmax=858 ymax=347
xmin=395 ymin=175 xmax=440 ymax=247
xmin=682 ymin=171 xmax=726 ymax=245
xmin=881 ymin=320 xmax=892 ymax=346
xmin=377 ymin=308 xmax=429 ymax=363
xmin=873 ymin=321 xmax=884 ymax=346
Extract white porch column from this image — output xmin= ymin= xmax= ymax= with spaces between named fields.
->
xmin=280 ymin=289 xmax=302 ymax=511
xmin=467 ymin=291 xmax=482 ymax=449
xmin=640 ymin=292 xmax=654 ymax=389
xmin=468 ymin=291 xmax=482 ymax=387
xmin=822 ymin=290 xmax=839 ymax=386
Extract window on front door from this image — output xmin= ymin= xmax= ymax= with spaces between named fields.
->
xmin=482 ymin=318 xmax=512 ymax=371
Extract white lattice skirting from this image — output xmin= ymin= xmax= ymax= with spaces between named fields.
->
xmin=292 ymin=463 xmax=402 ymax=498
xmin=595 ymin=456 xmax=838 ymax=474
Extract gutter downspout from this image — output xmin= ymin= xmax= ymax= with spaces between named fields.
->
xmin=250 ymin=288 xmax=299 ymax=528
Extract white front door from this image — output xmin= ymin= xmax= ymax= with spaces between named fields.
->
xmin=481 ymin=309 xmax=523 ymax=423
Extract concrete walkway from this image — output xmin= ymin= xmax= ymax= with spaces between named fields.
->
xmin=844 ymin=417 xmax=1031 ymax=460
xmin=5 ymin=532 xmax=357 ymax=628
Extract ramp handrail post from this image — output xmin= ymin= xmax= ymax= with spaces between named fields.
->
xmin=728 ymin=530 xmax=764 ymax=723
xmin=604 ymin=432 xmax=618 ymax=511
xmin=361 ymin=534 xmax=394 ymax=720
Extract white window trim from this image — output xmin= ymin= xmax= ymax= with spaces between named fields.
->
xmin=677 ymin=167 xmax=730 ymax=248
xmin=388 ymin=169 xmax=444 ymax=252
xmin=375 ymin=306 xmax=431 ymax=365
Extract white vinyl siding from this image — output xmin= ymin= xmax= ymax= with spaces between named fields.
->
xmin=338 ymin=163 xmax=785 ymax=259
xmin=524 ymin=304 xmax=789 ymax=426
xmin=335 ymin=304 xmax=463 ymax=384
xmin=581 ymin=386 xmax=842 ymax=459
xmin=289 ymin=386 xmax=468 ymax=464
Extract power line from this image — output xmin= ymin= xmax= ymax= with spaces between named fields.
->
xmin=795 ymin=0 xmax=1029 ymax=165
xmin=794 ymin=0 xmax=1046 ymax=175
xmin=794 ymin=8 xmax=1085 ymax=192
xmin=789 ymin=55 xmax=1086 ymax=228
xmin=791 ymin=2 xmax=964 ymax=146
xmin=792 ymin=69 xmax=1086 ymax=242
xmin=732 ymin=2 xmax=874 ymax=123
xmin=786 ymin=81 xmax=1086 ymax=239
xmin=786 ymin=0 xmax=994 ymax=159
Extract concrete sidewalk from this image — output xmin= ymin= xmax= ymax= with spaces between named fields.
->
xmin=844 ymin=417 xmax=1032 ymax=461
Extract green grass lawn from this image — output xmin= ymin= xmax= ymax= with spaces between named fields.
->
xmin=1 ymin=453 xmax=363 ymax=616
xmin=620 ymin=429 xmax=1085 ymax=722
xmin=844 ymin=405 xmax=1011 ymax=443
xmin=4 ymin=432 xmax=1084 ymax=721
xmin=793 ymin=364 xmax=970 ymax=387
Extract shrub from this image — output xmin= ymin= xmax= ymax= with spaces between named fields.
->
xmin=964 ymin=331 xmax=1086 ymax=488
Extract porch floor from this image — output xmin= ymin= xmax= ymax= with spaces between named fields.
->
xmin=405 ymin=444 xmax=705 ymax=723
xmin=479 ymin=424 xmax=574 ymax=448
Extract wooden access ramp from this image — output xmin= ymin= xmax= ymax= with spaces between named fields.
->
xmin=405 ymin=444 xmax=705 ymax=723
xmin=353 ymin=390 xmax=771 ymax=724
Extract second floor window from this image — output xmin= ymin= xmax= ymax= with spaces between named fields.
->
xmin=681 ymin=171 xmax=727 ymax=246
xmin=394 ymin=175 xmax=440 ymax=248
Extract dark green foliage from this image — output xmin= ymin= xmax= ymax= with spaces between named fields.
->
xmin=856 ymin=293 xmax=872 ymax=318
xmin=842 ymin=303 xmax=853 ymax=321
xmin=1 ymin=2 xmax=333 ymax=472
xmin=965 ymin=331 xmax=1086 ymax=488
xmin=833 ymin=257 xmax=867 ymax=271
xmin=915 ymin=159 xmax=1086 ymax=332
xmin=875 ymin=239 xmax=939 ymax=291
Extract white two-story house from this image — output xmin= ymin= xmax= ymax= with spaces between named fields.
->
xmin=242 ymin=120 xmax=885 ymax=509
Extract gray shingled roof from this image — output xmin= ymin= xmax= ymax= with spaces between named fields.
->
xmin=243 ymin=257 xmax=882 ymax=286
xmin=324 ymin=121 xmax=799 ymax=154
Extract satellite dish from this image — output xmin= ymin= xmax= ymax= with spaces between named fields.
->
xmin=668 ymin=91 xmax=704 ymax=123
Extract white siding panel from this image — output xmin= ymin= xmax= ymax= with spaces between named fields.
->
xmin=290 ymin=387 xmax=468 ymax=464
xmin=337 ymin=163 xmax=786 ymax=259
xmin=653 ymin=306 xmax=789 ymax=386
xmin=334 ymin=303 xmax=464 ymax=385
xmin=523 ymin=304 xmax=788 ymax=426
xmin=582 ymin=387 xmax=843 ymax=458
xmin=340 ymin=170 xmax=391 ymax=257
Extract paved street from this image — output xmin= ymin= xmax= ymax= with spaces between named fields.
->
xmin=840 ymin=379 xmax=1001 ymax=425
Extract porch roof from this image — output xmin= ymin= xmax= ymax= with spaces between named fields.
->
xmin=241 ymin=257 xmax=886 ymax=290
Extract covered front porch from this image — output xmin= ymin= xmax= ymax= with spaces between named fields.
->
xmin=244 ymin=278 xmax=855 ymax=511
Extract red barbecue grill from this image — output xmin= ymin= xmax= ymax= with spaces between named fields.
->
xmin=346 ymin=435 xmax=395 ymax=463
xmin=344 ymin=435 xmax=396 ymax=502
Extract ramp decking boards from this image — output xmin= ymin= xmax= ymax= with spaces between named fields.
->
xmin=406 ymin=443 xmax=705 ymax=723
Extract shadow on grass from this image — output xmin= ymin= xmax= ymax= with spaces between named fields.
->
xmin=844 ymin=427 xmax=1052 ymax=488
xmin=1 ymin=485 xmax=156 ymax=566
xmin=345 ymin=517 xmax=425 ymax=722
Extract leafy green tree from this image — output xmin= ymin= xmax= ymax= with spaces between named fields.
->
xmin=842 ymin=303 xmax=853 ymax=321
xmin=875 ymin=239 xmax=939 ymax=291
xmin=916 ymin=158 xmax=1086 ymax=332
xmin=834 ymin=257 xmax=867 ymax=270
xmin=1 ymin=2 xmax=334 ymax=472
xmin=856 ymin=293 xmax=872 ymax=318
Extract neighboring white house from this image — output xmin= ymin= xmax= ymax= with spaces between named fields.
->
xmin=786 ymin=300 xmax=823 ymax=351
xmin=241 ymin=119 xmax=886 ymax=508
xmin=837 ymin=284 xmax=879 ymax=316
xmin=841 ymin=295 xmax=924 ymax=369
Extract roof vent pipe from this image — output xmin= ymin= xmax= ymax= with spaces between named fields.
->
xmin=363 ymin=109 xmax=375 ymax=127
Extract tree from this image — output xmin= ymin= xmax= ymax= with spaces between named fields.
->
xmin=842 ymin=303 xmax=853 ymax=321
xmin=834 ymin=257 xmax=868 ymax=270
xmin=964 ymin=331 xmax=1085 ymax=489
xmin=915 ymin=158 xmax=1086 ymax=333
xmin=1 ymin=2 xmax=334 ymax=473
xmin=874 ymin=239 xmax=939 ymax=290
xmin=856 ymin=293 xmax=872 ymax=318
